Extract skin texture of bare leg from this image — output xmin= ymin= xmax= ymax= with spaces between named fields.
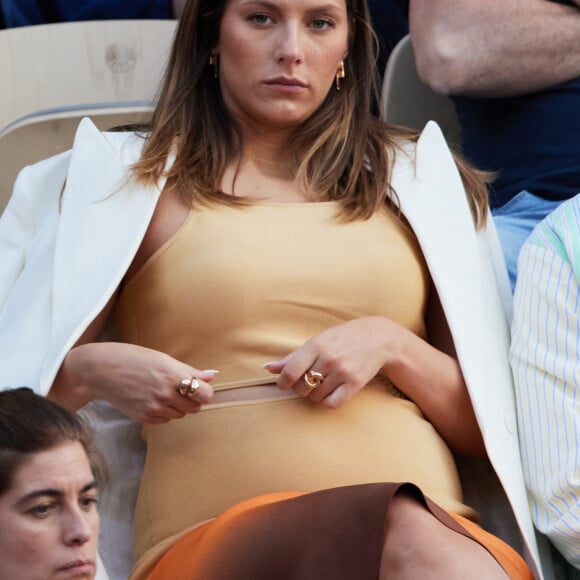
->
xmin=380 ymin=493 xmax=508 ymax=580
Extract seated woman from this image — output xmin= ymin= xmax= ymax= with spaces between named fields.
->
xmin=0 ymin=387 xmax=105 ymax=580
xmin=510 ymin=196 xmax=580 ymax=573
xmin=0 ymin=0 xmax=543 ymax=578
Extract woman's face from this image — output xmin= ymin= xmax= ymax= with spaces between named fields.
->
xmin=217 ymin=0 xmax=350 ymax=133
xmin=0 ymin=441 xmax=99 ymax=580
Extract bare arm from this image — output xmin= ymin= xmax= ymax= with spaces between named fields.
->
xmin=48 ymin=184 xmax=217 ymax=423
xmin=410 ymin=0 xmax=580 ymax=97
xmin=49 ymin=295 xmax=215 ymax=424
xmin=48 ymin=296 xmax=115 ymax=411
xmin=382 ymin=287 xmax=484 ymax=457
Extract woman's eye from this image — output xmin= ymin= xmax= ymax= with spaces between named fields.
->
xmin=249 ymin=13 xmax=272 ymax=25
xmin=310 ymin=18 xmax=334 ymax=30
xmin=29 ymin=504 xmax=54 ymax=519
xmin=79 ymin=496 xmax=99 ymax=511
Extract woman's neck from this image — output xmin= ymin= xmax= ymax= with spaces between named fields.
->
xmin=221 ymin=131 xmax=312 ymax=202
xmin=240 ymin=130 xmax=294 ymax=174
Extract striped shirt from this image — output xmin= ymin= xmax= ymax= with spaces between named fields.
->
xmin=510 ymin=195 xmax=580 ymax=569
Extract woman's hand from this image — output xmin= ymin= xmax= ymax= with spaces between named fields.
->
xmin=263 ymin=317 xmax=396 ymax=409
xmin=264 ymin=313 xmax=485 ymax=456
xmin=50 ymin=342 xmax=218 ymax=424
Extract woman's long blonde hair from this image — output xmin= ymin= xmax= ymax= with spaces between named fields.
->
xmin=131 ymin=0 xmax=489 ymax=227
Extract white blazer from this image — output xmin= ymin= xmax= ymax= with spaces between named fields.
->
xmin=0 ymin=118 xmax=548 ymax=579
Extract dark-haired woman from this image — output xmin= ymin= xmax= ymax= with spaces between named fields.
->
xmin=0 ymin=388 xmax=106 ymax=579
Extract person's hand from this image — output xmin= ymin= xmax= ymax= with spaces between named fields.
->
xmin=263 ymin=317 xmax=397 ymax=409
xmin=51 ymin=342 xmax=218 ymax=424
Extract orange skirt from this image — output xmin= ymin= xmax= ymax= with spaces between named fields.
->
xmin=141 ymin=483 xmax=532 ymax=580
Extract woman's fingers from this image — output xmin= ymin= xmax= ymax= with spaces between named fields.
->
xmin=173 ymin=370 xmax=217 ymax=403
xmin=265 ymin=351 xmax=354 ymax=406
xmin=261 ymin=319 xmax=389 ymax=407
xmin=163 ymin=368 xmax=219 ymax=416
xmin=268 ymin=348 xmax=319 ymax=392
xmin=138 ymin=384 xmax=208 ymax=424
xmin=58 ymin=342 xmax=222 ymax=424
xmin=261 ymin=356 xmax=290 ymax=376
xmin=320 ymin=384 xmax=352 ymax=409
xmin=114 ymin=350 xmax=218 ymax=423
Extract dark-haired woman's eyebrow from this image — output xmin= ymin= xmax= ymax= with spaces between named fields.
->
xmin=15 ymin=479 xmax=98 ymax=508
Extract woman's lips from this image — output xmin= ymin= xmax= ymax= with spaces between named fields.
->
xmin=264 ymin=76 xmax=308 ymax=93
xmin=56 ymin=559 xmax=95 ymax=575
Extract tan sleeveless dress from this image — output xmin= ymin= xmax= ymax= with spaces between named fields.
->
xmin=114 ymin=201 xmax=473 ymax=571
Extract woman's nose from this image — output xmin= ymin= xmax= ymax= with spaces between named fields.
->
xmin=274 ymin=24 xmax=304 ymax=65
xmin=62 ymin=509 xmax=94 ymax=546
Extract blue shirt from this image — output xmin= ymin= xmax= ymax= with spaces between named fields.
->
xmin=455 ymin=78 xmax=580 ymax=209
xmin=1 ymin=0 xmax=173 ymax=27
xmin=367 ymin=0 xmax=409 ymax=76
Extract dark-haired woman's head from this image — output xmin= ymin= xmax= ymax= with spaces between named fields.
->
xmin=0 ymin=388 xmax=104 ymax=579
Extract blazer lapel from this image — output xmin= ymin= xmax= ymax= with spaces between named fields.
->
xmin=391 ymin=122 xmax=486 ymax=409
xmin=42 ymin=118 xmax=164 ymax=387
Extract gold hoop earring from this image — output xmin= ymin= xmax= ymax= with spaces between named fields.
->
xmin=335 ymin=60 xmax=345 ymax=91
xmin=209 ymin=53 xmax=219 ymax=78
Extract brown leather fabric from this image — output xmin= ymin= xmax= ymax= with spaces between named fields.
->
xmin=146 ymin=484 xmax=398 ymax=580
xmin=142 ymin=483 xmax=510 ymax=580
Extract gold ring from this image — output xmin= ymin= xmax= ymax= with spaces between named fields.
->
xmin=177 ymin=377 xmax=200 ymax=399
xmin=304 ymin=370 xmax=324 ymax=389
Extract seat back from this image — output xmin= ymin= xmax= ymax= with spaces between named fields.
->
xmin=0 ymin=19 xmax=177 ymax=212
xmin=381 ymin=34 xmax=461 ymax=148
xmin=0 ymin=19 xmax=176 ymax=134
xmin=0 ymin=108 xmax=152 ymax=213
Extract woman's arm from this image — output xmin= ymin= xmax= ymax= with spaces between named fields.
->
xmin=49 ymin=182 xmax=217 ymax=424
xmin=385 ymin=287 xmax=484 ymax=457
xmin=410 ymin=0 xmax=580 ymax=97
xmin=49 ymin=295 xmax=215 ymax=424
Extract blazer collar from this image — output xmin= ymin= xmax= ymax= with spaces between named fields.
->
xmin=45 ymin=119 xmax=164 ymax=384
xmin=392 ymin=122 xmax=485 ymax=394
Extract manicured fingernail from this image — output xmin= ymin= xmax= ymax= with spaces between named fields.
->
xmin=261 ymin=362 xmax=276 ymax=369
xmin=202 ymin=369 xmax=220 ymax=374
